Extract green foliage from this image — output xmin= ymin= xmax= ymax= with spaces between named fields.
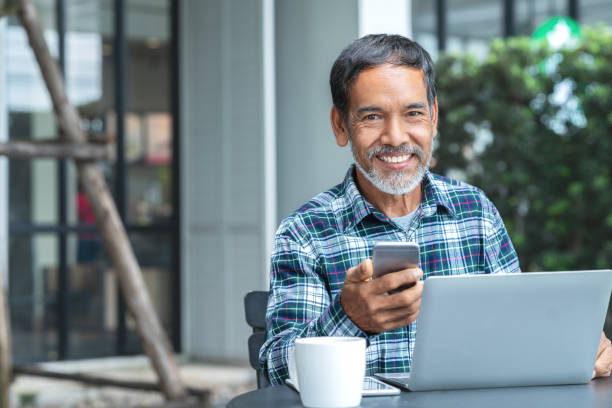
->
xmin=434 ymin=26 xmax=612 ymax=273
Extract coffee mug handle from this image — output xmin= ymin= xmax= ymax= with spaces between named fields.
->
xmin=288 ymin=345 xmax=299 ymax=387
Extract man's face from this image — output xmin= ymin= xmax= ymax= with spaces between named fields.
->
xmin=333 ymin=63 xmax=438 ymax=195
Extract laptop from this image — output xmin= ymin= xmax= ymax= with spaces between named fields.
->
xmin=375 ymin=270 xmax=612 ymax=391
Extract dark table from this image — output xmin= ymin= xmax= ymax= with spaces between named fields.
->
xmin=227 ymin=376 xmax=612 ymax=408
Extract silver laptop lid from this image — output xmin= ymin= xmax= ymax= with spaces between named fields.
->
xmin=408 ymin=270 xmax=612 ymax=391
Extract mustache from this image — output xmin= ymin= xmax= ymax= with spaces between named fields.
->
xmin=366 ymin=144 xmax=425 ymax=161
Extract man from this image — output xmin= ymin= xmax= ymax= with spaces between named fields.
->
xmin=259 ymin=34 xmax=612 ymax=385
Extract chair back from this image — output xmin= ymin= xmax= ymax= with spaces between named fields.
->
xmin=244 ymin=290 xmax=270 ymax=388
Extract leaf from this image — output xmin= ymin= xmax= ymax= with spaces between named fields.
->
xmin=435 ymin=26 xmax=612 ymax=272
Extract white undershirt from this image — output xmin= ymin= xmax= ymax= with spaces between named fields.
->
xmin=391 ymin=209 xmax=418 ymax=230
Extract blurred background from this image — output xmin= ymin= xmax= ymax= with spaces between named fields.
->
xmin=0 ymin=0 xmax=611 ymax=405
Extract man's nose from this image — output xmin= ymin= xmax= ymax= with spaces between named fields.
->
xmin=380 ymin=116 xmax=406 ymax=146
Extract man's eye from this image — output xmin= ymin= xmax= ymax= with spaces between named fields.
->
xmin=407 ymin=111 xmax=423 ymax=117
xmin=364 ymin=114 xmax=379 ymax=120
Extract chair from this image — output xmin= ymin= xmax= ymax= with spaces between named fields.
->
xmin=244 ymin=290 xmax=270 ymax=388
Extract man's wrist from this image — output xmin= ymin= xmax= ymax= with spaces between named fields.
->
xmin=320 ymin=292 xmax=366 ymax=338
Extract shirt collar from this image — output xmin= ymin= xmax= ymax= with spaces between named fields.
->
xmin=420 ymin=170 xmax=456 ymax=219
xmin=339 ymin=165 xmax=456 ymax=232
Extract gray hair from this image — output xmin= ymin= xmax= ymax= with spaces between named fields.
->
xmin=329 ymin=34 xmax=436 ymax=119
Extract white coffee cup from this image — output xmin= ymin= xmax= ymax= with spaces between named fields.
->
xmin=288 ymin=336 xmax=366 ymax=408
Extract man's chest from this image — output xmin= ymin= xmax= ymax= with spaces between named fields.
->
xmin=312 ymin=215 xmax=487 ymax=292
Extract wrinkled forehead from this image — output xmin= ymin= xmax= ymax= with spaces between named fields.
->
xmin=348 ymin=64 xmax=429 ymax=109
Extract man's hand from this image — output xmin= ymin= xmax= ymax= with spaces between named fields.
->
xmin=340 ymin=258 xmax=423 ymax=334
xmin=592 ymin=332 xmax=612 ymax=379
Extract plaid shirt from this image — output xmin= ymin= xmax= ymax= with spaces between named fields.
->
xmin=260 ymin=166 xmax=520 ymax=385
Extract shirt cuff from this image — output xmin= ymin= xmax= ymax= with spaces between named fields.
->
xmin=317 ymin=292 xmax=367 ymax=338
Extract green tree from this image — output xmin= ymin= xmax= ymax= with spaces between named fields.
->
xmin=434 ymin=27 xmax=612 ymax=334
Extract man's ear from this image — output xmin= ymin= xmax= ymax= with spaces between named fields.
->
xmin=431 ymin=97 xmax=439 ymax=139
xmin=330 ymin=106 xmax=349 ymax=147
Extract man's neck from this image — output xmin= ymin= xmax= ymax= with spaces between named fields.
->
xmin=354 ymin=169 xmax=422 ymax=218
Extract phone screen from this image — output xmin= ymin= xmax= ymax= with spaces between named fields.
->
xmin=363 ymin=376 xmax=395 ymax=390
xmin=362 ymin=376 xmax=401 ymax=395
xmin=286 ymin=376 xmax=400 ymax=396
xmin=373 ymin=242 xmax=420 ymax=293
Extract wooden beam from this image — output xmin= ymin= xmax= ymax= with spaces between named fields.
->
xmin=0 ymin=141 xmax=110 ymax=160
xmin=17 ymin=0 xmax=188 ymax=400
xmin=0 ymin=270 xmax=12 ymax=408
xmin=12 ymin=365 xmax=210 ymax=404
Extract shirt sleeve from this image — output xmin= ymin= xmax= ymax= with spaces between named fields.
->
xmin=482 ymin=195 xmax=521 ymax=274
xmin=258 ymin=225 xmax=366 ymax=385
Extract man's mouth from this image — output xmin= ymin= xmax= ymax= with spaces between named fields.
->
xmin=377 ymin=154 xmax=413 ymax=164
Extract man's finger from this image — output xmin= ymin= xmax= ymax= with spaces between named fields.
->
xmin=597 ymin=332 xmax=611 ymax=357
xmin=373 ymin=268 xmax=423 ymax=293
xmin=596 ymin=332 xmax=605 ymax=358
xmin=593 ymin=347 xmax=612 ymax=378
xmin=379 ymin=310 xmax=421 ymax=332
xmin=592 ymin=333 xmax=612 ymax=378
xmin=377 ymin=280 xmax=424 ymax=309
xmin=344 ymin=259 xmax=373 ymax=283
xmin=377 ymin=297 xmax=422 ymax=324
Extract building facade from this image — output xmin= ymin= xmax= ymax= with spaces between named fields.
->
xmin=1 ymin=0 xmax=610 ymax=364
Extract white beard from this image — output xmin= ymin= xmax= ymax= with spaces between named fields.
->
xmin=351 ymin=142 xmax=433 ymax=195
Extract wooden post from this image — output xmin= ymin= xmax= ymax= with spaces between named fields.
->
xmin=17 ymin=0 xmax=187 ymax=400
xmin=1 ymin=4 xmax=18 ymax=405
xmin=12 ymin=365 xmax=210 ymax=403
xmin=0 ymin=269 xmax=12 ymax=408
xmin=0 ymin=141 xmax=110 ymax=160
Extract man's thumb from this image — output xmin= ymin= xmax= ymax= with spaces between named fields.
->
xmin=345 ymin=259 xmax=373 ymax=282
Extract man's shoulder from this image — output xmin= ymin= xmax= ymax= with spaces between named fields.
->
xmin=429 ymin=172 xmax=484 ymax=195
xmin=428 ymin=172 xmax=497 ymax=219
xmin=277 ymin=181 xmax=348 ymax=238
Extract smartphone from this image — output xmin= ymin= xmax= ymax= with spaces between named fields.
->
xmin=362 ymin=376 xmax=402 ymax=396
xmin=372 ymin=242 xmax=420 ymax=293
xmin=285 ymin=376 xmax=401 ymax=396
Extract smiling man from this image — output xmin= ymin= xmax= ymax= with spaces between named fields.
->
xmin=259 ymin=34 xmax=612 ymax=384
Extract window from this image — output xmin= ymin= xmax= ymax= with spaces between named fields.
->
xmin=580 ymin=0 xmax=612 ymax=27
xmin=515 ymin=0 xmax=567 ymax=36
xmin=4 ymin=0 xmax=179 ymax=362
